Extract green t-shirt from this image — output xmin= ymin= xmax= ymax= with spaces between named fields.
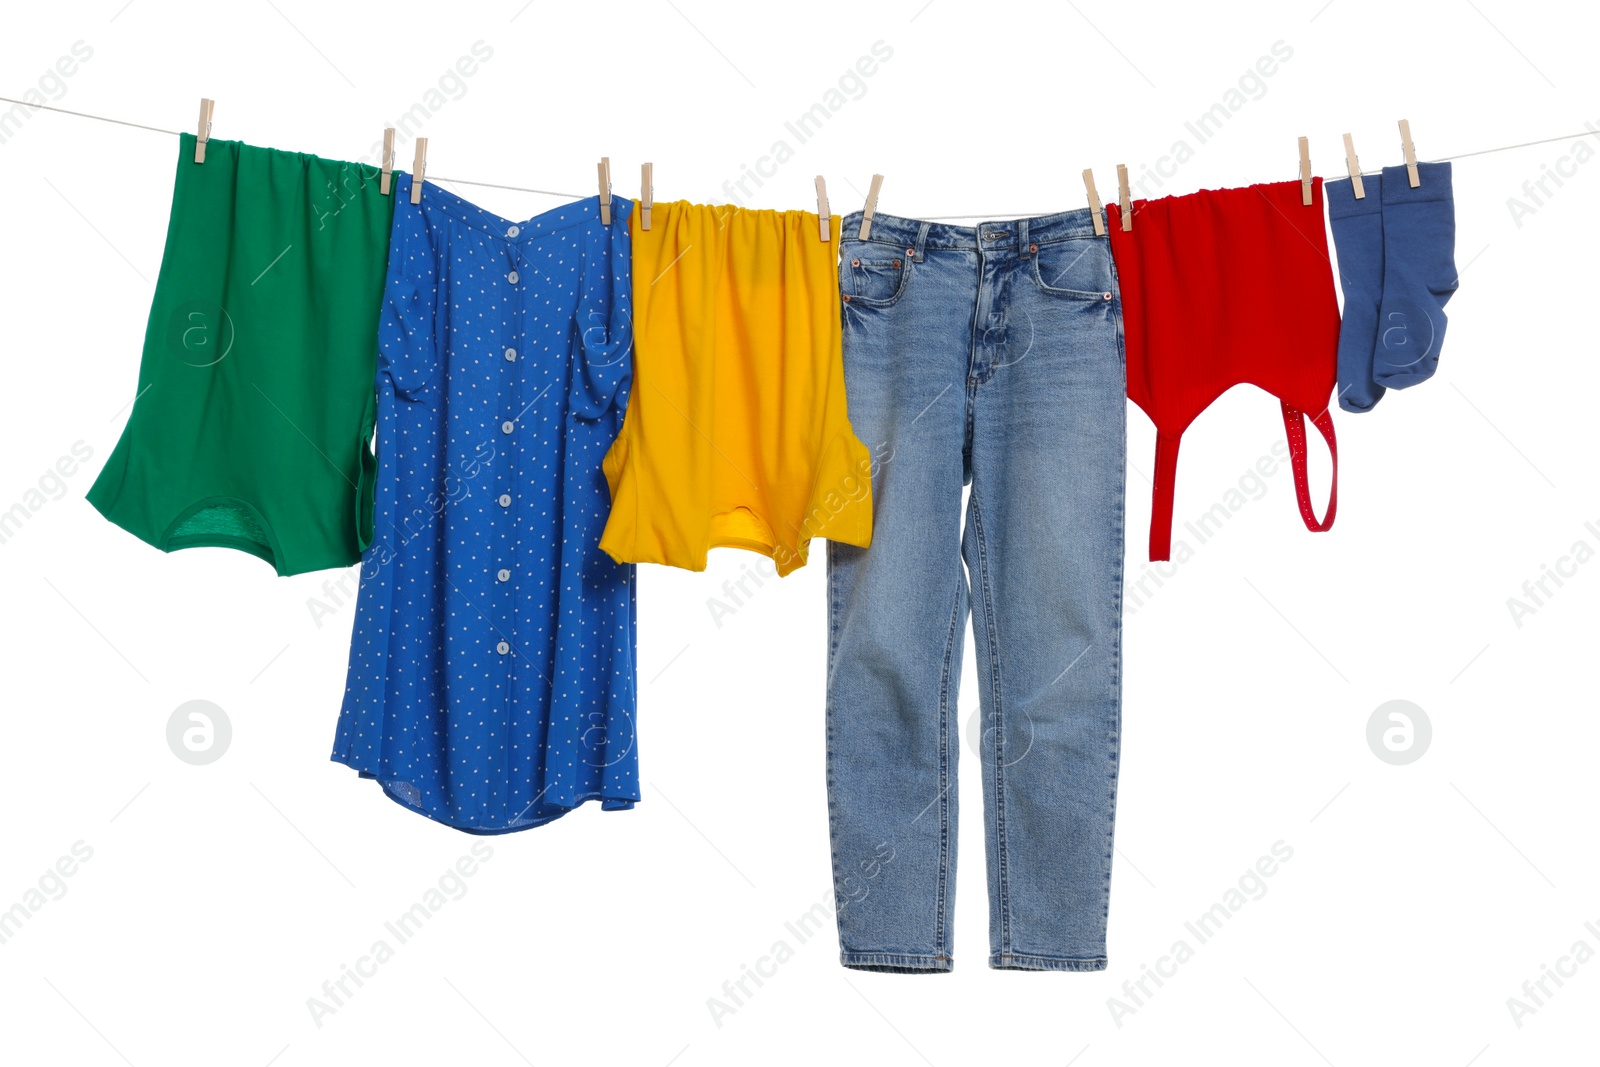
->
xmin=88 ymin=133 xmax=393 ymax=575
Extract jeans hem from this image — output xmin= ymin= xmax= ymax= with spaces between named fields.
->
xmin=840 ymin=952 xmax=954 ymax=974
xmin=989 ymin=952 xmax=1107 ymax=972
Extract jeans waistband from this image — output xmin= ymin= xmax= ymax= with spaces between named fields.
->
xmin=838 ymin=207 xmax=1103 ymax=254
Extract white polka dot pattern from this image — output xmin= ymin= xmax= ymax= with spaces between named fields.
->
xmin=330 ymin=173 xmax=639 ymax=834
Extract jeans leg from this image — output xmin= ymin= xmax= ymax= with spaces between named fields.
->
xmin=964 ymin=270 xmax=1127 ymax=972
xmin=826 ymin=245 xmax=973 ymax=973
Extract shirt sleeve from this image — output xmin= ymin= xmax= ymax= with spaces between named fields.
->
xmin=568 ymin=197 xmax=634 ymax=420
xmin=377 ymin=183 xmax=440 ymax=396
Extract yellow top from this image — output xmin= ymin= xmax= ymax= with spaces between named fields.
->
xmin=600 ymin=200 xmax=873 ymax=576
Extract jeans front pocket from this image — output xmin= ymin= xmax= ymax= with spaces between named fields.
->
xmin=841 ymin=246 xmax=912 ymax=308
xmin=1031 ymin=237 xmax=1114 ymax=301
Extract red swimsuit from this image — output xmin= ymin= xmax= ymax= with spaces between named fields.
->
xmin=1108 ymin=179 xmax=1340 ymax=561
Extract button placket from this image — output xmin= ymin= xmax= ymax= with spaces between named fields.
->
xmin=493 ymin=242 xmax=527 ymax=666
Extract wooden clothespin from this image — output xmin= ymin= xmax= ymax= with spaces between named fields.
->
xmin=640 ymin=163 xmax=653 ymax=230
xmin=1298 ymin=136 xmax=1313 ymax=206
xmin=814 ymin=176 xmax=831 ymax=242
xmin=1399 ymin=119 xmax=1420 ymax=188
xmin=858 ymin=174 xmax=883 ymax=240
xmin=1341 ymin=133 xmax=1365 ymax=199
xmin=194 ymin=98 xmax=214 ymax=163
xmin=598 ymin=157 xmax=613 ymax=225
xmin=380 ymin=128 xmax=396 ymax=196
xmin=410 ymin=137 xmax=428 ymax=205
xmin=1082 ymin=169 xmax=1106 ymax=236
xmin=1116 ymin=164 xmax=1132 ymax=231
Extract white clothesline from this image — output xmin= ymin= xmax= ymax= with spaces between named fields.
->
xmin=4 ymin=94 xmax=1594 ymax=220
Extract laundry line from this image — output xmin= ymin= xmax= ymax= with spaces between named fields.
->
xmin=4 ymin=94 xmax=1597 ymax=220
xmin=0 ymin=95 xmax=592 ymax=201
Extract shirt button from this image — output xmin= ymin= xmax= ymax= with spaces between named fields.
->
xmin=507 ymin=271 xmax=519 ymax=284
xmin=497 ymin=568 xmax=511 ymax=582
xmin=506 ymin=226 xmax=520 ymax=238
xmin=501 ymin=420 xmax=515 ymax=434
xmin=498 ymin=493 xmax=512 ymax=507
xmin=496 ymin=640 xmax=510 ymax=655
xmin=504 ymin=348 xmax=517 ymax=362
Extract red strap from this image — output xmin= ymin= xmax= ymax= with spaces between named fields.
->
xmin=1150 ymin=411 xmax=1334 ymax=562
xmin=1280 ymin=402 xmax=1337 ymax=533
xmin=1149 ymin=432 xmax=1181 ymax=561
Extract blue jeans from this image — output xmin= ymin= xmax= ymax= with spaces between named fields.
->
xmin=826 ymin=209 xmax=1127 ymax=972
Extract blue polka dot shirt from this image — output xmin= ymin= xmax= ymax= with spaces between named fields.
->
xmin=332 ymin=174 xmax=638 ymax=833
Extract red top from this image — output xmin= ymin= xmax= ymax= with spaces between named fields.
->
xmin=1108 ymin=179 xmax=1341 ymax=561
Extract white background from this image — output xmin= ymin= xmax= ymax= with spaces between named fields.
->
xmin=2 ymin=1 xmax=1596 ymax=1064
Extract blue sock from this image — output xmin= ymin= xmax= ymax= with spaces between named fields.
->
xmin=1374 ymin=161 xmax=1457 ymax=389
xmin=1326 ymin=174 xmax=1386 ymax=413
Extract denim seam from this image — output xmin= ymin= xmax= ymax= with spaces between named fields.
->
xmin=969 ymin=255 xmax=993 ymax=386
xmin=841 ymin=952 xmax=955 ymax=973
xmin=842 ymin=232 xmax=1099 ymax=255
xmin=1031 ymin=233 xmax=1101 ymax=248
xmin=967 ymin=491 xmax=1012 ymax=957
xmin=1107 ymin=253 xmax=1128 ymax=363
xmin=989 ymin=952 xmax=1109 ymax=972
xmin=824 ymin=539 xmax=847 ymax=928
xmin=1101 ymin=327 xmax=1128 ymax=936
xmin=932 ymin=567 xmax=965 ymax=960
xmin=962 ymin=374 xmax=978 ymax=467
xmin=842 ymin=235 xmax=922 ymax=252
xmin=840 ymin=208 xmax=1103 ymax=249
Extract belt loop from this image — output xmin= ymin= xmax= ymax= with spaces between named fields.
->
xmin=914 ymin=221 xmax=931 ymax=262
xmin=1018 ymin=217 xmax=1030 ymax=256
